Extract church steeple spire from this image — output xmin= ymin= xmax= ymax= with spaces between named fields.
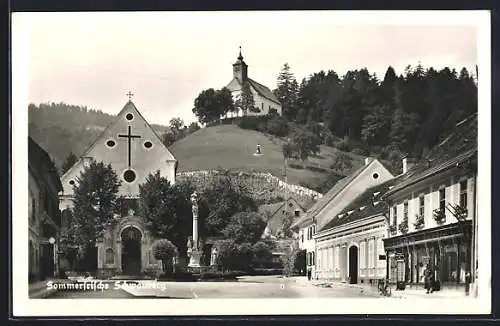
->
xmin=238 ymin=46 xmax=243 ymax=61
xmin=233 ymin=46 xmax=248 ymax=82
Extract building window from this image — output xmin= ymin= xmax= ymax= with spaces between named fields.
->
xmin=301 ymin=231 xmax=304 ymax=243
xmin=403 ymin=202 xmax=408 ymax=220
xmin=312 ymin=224 xmax=316 ymax=235
xmin=460 ymin=180 xmax=468 ymax=208
xmin=261 ymin=103 xmax=264 ymax=111
xmin=392 ymin=206 xmax=397 ymax=225
xmin=419 ymin=195 xmax=425 ymax=216
xmin=105 ymin=248 xmax=114 ymax=264
xmin=312 ymin=252 xmax=315 ymax=265
xmin=439 ymin=188 xmax=446 ymax=212
xmin=294 ymin=210 xmax=300 ymax=217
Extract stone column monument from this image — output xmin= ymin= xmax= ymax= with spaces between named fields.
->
xmin=188 ymin=191 xmax=202 ymax=268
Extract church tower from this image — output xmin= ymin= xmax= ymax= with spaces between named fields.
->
xmin=232 ymin=46 xmax=248 ymax=82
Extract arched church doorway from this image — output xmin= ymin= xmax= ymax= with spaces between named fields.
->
xmin=121 ymin=226 xmax=142 ymax=275
xmin=348 ymin=245 xmax=358 ymax=284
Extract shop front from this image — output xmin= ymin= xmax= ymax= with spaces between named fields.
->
xmin=384 ymin=221 xmax=472 ymax=291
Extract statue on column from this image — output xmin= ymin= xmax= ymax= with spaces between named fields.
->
xmin=188 ymin=191 xmax=202 ymax=268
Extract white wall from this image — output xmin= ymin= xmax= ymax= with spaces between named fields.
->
xmin=389 ymin=175 xmax=475 ymax=237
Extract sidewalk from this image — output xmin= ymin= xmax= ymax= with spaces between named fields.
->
xmin=304 ymin=279 xmax=469 ymax=299
xmin=390 ymin=287 xmax=470 ymax=299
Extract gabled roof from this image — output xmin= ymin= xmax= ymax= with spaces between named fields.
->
xmin=319 ymin=177 xmax=402 ymax=231
xmin=247 ymin=78 xmax=281 ymax=105
xmin=291 ymin=162 xmax=373 ymax=228
xmin=384 ymin=113 xmax=477 ymax=197
xmin=61 ymin=101 xmax=176 ymax=180
xmin=260 ymin=196 xmax=312 ymax=237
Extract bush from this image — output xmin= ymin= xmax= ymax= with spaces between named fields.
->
xmin=252 ymin=241 xmax=274 ymax=268
xmin=265 ymin=116 xmax=289 ymax=137
xmin=335 ymin=138 xmax=351 ymax=152
xmin=288 ymin=163 xmax=304 ymax=170
xmin=352 ymin=147 xmax=370 ymax=156
xmin=152 ymin=239 xmax=178 ymax=274
xmin=306 ymin=165 xmax=328 ymax=173
xmin=158 ymin=271 xmax=197 ymax=282
xmin=198 ymin=270 xmax=244 ymax=281
xmin=323 ymin=132 xmax=337 ymax=147
xmin=251 ymin=268 xmax=284 ymax=276
xmin=237 ymin=116 xmax=270 ymax=131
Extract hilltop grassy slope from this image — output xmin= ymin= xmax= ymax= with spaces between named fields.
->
xmin=169 ymin=124 xmax=365 ymax=190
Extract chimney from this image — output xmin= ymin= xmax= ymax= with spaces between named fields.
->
xmin=365 ymin=157 xmax=373 ymax=165
xmin=402 ymin=155 xmax=416 ymax=174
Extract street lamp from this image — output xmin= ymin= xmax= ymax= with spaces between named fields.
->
xmin=48 ymin=237 xmax=57 ymax=278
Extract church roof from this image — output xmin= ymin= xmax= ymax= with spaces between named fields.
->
xmin=247 ymin=78 xmax=281 ymax=105
xmin=61 ymin=100 xmax=176 ymax=180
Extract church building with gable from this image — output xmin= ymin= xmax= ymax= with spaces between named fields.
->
xmin=225 ymin=48 xmax=282 ymax=118
xmin=59 ymin=100 xmax=177 ymax=278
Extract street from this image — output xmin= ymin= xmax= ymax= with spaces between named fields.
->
xmin=47 ymin=275 xmax=380 ymax=299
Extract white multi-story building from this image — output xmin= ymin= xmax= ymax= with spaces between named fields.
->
xmin=291 ymin=158 xmax=394 ymax=279
xmin=383 ymin=114 xmax=477 ymax=292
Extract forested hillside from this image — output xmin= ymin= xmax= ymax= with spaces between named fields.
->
xmin=270 ymin=64 xmax=477 ymax=160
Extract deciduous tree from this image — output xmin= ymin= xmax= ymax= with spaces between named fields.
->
xmin=69 ymin=160 xmax=121 ymax=270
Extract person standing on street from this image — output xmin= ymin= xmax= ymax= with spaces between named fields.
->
xmin=424 ymin=264 xmax=434 ymax=294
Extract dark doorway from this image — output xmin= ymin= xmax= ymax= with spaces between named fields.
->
xmin=348 ymin=246 xmax=358 ymax=284
xmin=121 ymin=226 xmax=142 ymax=275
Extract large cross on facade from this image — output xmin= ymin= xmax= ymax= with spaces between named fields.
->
xmin=118 ymin=126 xmax=141 ymax=167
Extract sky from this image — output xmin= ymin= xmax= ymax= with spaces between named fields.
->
xmin=14 ymin=11 xmax=480 ymax=126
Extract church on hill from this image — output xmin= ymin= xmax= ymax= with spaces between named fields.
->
xmin=59 ymin=99 xmax=177 ymax=278
xmin=224 ymin=48 xmax=282 ymax=118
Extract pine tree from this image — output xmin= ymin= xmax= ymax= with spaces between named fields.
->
xmin=274 ymin=63 xmax=299 ymax=119
xmin=61 ymin=152 xmax=78 ymax=175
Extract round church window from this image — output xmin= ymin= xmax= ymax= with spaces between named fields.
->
xmin=144 ymin=141 xmax=153 ymax=149
xmin=69 ymin=180 xmax=75 ymax=185
xmin=126 ymin=113 xmax=134 ymax=121
xmin=373 ymin=173 xmax=379 ymax=179
xmin=123 ymin=169 xmax=136 ymax=183
xmin=106 ymin=140 xmax=116 ymax=147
